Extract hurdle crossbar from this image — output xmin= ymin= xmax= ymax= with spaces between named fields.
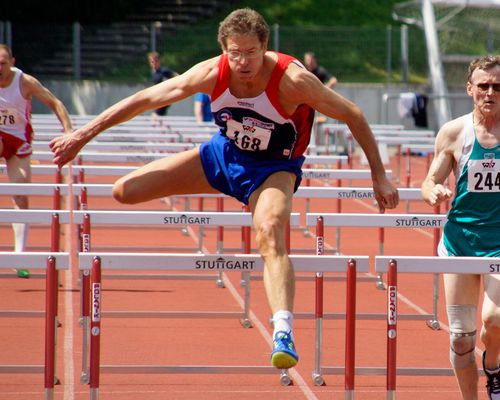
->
xmin=79 ymin=253 xmax=368 ymax=272
xmin=302 ymin=168 xmax=392 ymax=180
xmin=30 ymin=151 xmax=349 ymax=165
xmin=73 ymin=210 xmax=300 ymax=227
xmin=306 ymin=213 xmax=446 ymax=228
xmin=33 ymin=141 xmax=196 ymax=152
xmin=376 ymin=256 xmax=500 ymax=274
xmin=73 ymin=210 xmax=300 ymax=254
xmin=67 ymin=184 xmax=423 ymax=201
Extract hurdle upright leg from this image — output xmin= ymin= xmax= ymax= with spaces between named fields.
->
xmin=375 ymin=221 xmax=386 ymax=290
xmin=44 ymin=256 xmax=57 ymax=400
xmin=312 ymin=216 xmax=325 ymax=385
xmin=426 ymin=204 xmax=442 ymax=330
xmin=386 ymin=260 xmax=398 ymax=400
xmin=215 ymin=197 xmax=225 ymax=288
xmin=240 ymin=208 xmax=252 ymax=328
xmin=89 ymin=256 xmax=102 ymax=400
xmin=345 ymin=259 xmax=357 ymax=399
xmin=50 ymin=213 xmax=61 ymax=385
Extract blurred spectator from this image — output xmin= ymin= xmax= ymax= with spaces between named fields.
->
xmin=194 ymin=92 xmax=212 ymax=123
xmin=147 ymin=51 xmax=177 ymax=121
xmin=303 ymin=52 xmax=338 ymax=89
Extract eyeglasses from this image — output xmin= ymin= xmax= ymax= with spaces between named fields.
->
xmin=472 ymin=83 xmax=500 ymax=92
xmin=226 ymin=49 xmax=262 ymax=61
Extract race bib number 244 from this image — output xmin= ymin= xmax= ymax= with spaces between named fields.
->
xmin=468 ymin=158 xmax=500 ymax=192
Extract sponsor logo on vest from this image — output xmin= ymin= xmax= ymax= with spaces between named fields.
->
xmin=217 ymin=109 xmax=232 ymax=122
xmin=242 ymin=117 xmax=274 ymax=130
xmin=237 ymin=101 xmax=254 ymax=108
xmin=482 ymin=159 xmax=496 ymax=169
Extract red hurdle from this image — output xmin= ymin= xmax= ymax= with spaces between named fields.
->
xmin=313 ymin=216 xmax=358 ymax=396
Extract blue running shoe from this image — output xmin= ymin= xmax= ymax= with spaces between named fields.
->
xmin=271 ymin=331 xmax=299 ymax=369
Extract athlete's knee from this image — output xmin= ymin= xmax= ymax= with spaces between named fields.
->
xmin=482 ymin=311 xmax=500 ymax=336
xmin=255 ymin=217 xmax=284 ymax=250
xmin=447 ymin=304 xmax=477 ymax=368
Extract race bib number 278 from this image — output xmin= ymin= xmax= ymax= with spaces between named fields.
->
xmin=0 ymin=109 xmax=16 ymax=126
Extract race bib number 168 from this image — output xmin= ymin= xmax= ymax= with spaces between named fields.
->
xmin=226 ymin=118 xmax=272 ymax=152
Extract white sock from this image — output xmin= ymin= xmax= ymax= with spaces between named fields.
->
xmin=12 ymin=223 xmax=29 ymax=252
xmin=272 ymin=310 xmax=294 ymax=339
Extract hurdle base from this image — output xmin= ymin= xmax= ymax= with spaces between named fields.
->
xmin=101 ymin=364 xmax=292 ymax=385
xmin=294 ymin=312 xmax=435 ymax=322
xmin=0 ymin=310 xmax=44 ymax=317
xmin=0 ymin=365 xmax=44 ymax=373
xmin=240 ymin=318 xmax=253 ymax=329
xmin=81 ymin=370 xmax=90 ymax=384
xmin=321 ymin=366 xmax=470 ymax=376
xmin=426 ymin=319 xmax=441 ymax=330
xmin=44 ymin=388 xmax=54 ymax=400
xmin=102 ymin=311 xmax=246 ymax=319
xmin=311 ymin=371 xmax=325 ymax=386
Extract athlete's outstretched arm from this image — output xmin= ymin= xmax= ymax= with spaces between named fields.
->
xmin=50 ymin=57 xmax=219 ymax=166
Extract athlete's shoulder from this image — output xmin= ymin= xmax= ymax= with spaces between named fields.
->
xmin=436 ymin=113 xmax=469 ymax=152
xmin=440 ymin=114 xmax=469 ymax=138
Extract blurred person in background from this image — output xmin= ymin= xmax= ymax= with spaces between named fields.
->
xmin=303 ymin=51 xmax=337 ymax=89
xmin=193 ymin=92 xmax=212 ymax=123
xmin=147 ymin=51 xmax=177 ymax=124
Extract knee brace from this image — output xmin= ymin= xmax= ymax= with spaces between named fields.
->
xmin=447 ymin=304 xmax=477 ymax=368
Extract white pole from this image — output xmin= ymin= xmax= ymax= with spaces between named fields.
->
xmin=421 ymin=0 xmax=452 ymax=129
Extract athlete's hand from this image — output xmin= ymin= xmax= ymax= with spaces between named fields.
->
xmin=373 ymin=176 xmax=399 ymax=213
xmin=424 ymin=184 xmax=453 ymax=207
xmin=49 ymin=131 xmax=86 ymax=167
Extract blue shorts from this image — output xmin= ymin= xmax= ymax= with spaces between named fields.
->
xmin=199 ymin=133 xmax=305 ymax=204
